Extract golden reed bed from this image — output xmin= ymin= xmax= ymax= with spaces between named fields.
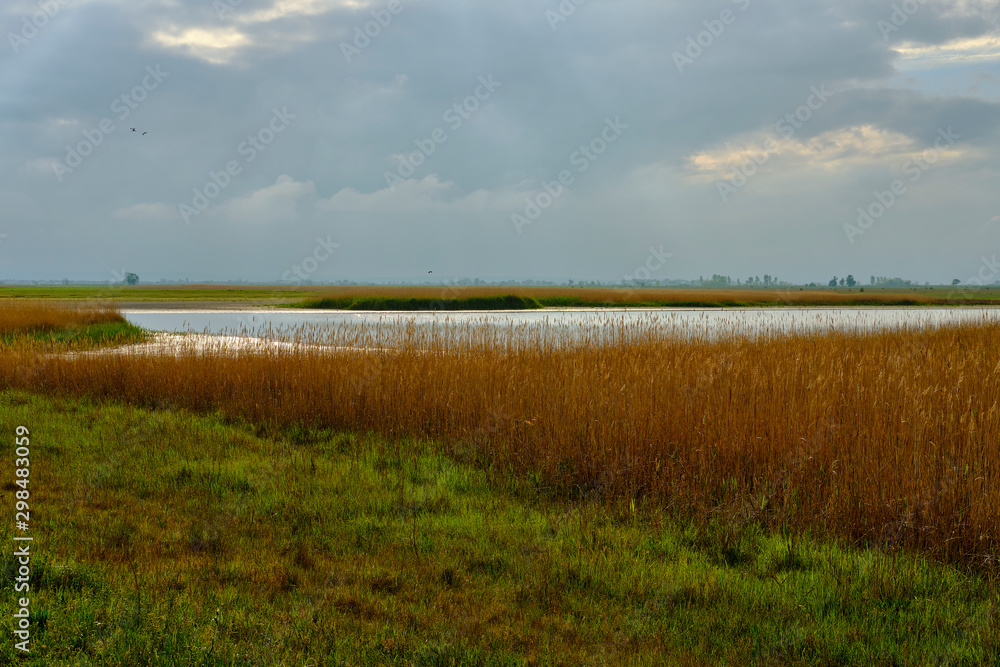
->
xmin=0 ymin=298 xmax=123 ymax=335
xmin=2 ymin=304 xmax=998 ymax=569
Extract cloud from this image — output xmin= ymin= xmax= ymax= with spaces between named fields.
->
xmin=238 ymin=0 xmax=371 ymax=24
xmin=141 ymin=0 xmax=370 ymax=64
xmin=225 ymin=175 xmax=315 ymax=223
xmin=894 ymin=34 xmax=1000 ymax=69
xmin=0 ymin=192 xmax=36 ymax=219
xmin=112 ymin=202 xmax=175 ymax=220
xmin=684 ymin=124 xmax=974 ymax=183
xmin=315 ymin=175 xmax=527 ymax=213
xmin=17 ymin=158 xmax=62 ymax=176
xmin=980 ymin=215 xmax=1000 ymax=233
xmin=150 ymin=26 xmax=252 ymax=65
xmin=4 ymin=0 xmax=1000 ymax=283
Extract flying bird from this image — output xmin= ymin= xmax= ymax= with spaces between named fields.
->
xmin=142 ymin=132 xmax=148 ymax=135
xmin=130 ymin=128 xmax=136 ymax=132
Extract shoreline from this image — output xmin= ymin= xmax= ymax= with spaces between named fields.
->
xmin=61 ymin=332 xmax=395 ymax=357
xmin=119 ymin=304 xmax=1000 ymax=314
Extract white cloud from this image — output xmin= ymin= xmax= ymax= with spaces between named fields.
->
xmin=315 ymin=175 xmax=529 ymax=213
xmin=684 ymin=125 xmax=973 ymax=183
xmin=150 ymin=26 xmax=252 ymax=65
xmin=145 ymin=0 xmax=369 ymax=64
xmin=237 ymin=0 xmax=370 ymax=24
xmin=894 ymin=35 xmax=1000 ymax=70
xmin=226 ymin=175 xmax=315 ymax=223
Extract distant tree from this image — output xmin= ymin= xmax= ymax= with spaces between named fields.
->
xmin=952 ymin=279 xmax=961 ymax=286
xmin=873 ymin=276 xmax=913 ymax=287
xmin=870 ymin=275 xmax=876 ymax=286
xmin=845 ymin=274 xmax=856 ymax=287
xmin=763 ymin=274 xmax=772 ymax=287
xmin=828 ymin=276 xmax=838 ymax=287
xmin=124 ymin=272 xmax=139 ymax=286
xmin=700 ymin=274 xmax=733 ymax=287
xmin=839 ymin=278 xmax=845 ymax=287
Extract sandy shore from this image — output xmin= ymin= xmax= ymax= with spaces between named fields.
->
xmin=66 ymin=333 xmax=385 ymax=357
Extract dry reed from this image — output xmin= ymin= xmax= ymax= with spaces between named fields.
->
xmin=3 ymin=304 xmax=999 ymax=568
xmin=0 ymin=298 xmax=124 ymax=335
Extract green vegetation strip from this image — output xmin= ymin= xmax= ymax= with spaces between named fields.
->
xmin=297 ymin=295 xmax=544 ymax=311
xmin=0 ymin=391 xmax=996 ymax=665
xmin=0 ymin=322 xmax=146 ymax=349
xmin=0 ymin=288 xmax=324 ymax=303
xmin=533 ymin=296 xmax=938 ymax=309
xmin=296 ymin=295 xmax=943 ymax=310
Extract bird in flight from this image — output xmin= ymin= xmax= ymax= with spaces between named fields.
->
xmin=130 ymin=128 xmax=136 ymax=132
xmin=428 ymin=270 xmax=433 ymax=274
xmin=142 ymin=132 xmax=148 ymax=135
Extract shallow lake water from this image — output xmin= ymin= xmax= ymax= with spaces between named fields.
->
xmin=124 ymin=307 xmax=1000 ymax=346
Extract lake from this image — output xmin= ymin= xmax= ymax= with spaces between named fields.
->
xmin=123 ymin=307 xmax=1000 ymax=345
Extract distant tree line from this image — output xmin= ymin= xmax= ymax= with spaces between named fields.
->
xmin=869 ymin=276 xmax=913 ymax=287
xmin=824 ymin=275 xmax=916 ymax=288
xmin=697 ymin=274 xmax=784 ymax=287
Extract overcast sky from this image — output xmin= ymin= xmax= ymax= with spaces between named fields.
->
xmin=1 ymin=0 xmax=998 ymax=284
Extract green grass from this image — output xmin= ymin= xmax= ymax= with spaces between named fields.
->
xmin=0 ymin=322 xmax=146 ymax=349
xmin=297 ymin=295 xmax=544 ymax=311
xmin=0 ymin=390 xmax=996 ymax=665
xmin=0 ymin=287 xmax=324 ymax=303
xmin=296 ymin=295 xmax=788 ymax=310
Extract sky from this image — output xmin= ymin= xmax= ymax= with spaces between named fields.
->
xmin=1 ymin=0 xmax=998 ymax=285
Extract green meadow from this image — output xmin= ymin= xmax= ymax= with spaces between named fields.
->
xmin=0 ymin=390 xmax=997 ymax=665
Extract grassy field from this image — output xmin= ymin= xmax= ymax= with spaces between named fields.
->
xmin=297 ymin=294 xmax=545 ymax=311
xmin=293 ymin=286 xmax=1000 ymax=309
xmin=4 ymin=284 xmax=1000 ymax=309
xmin=0 ymin=286 xmax=321 ymax=301
xmin=1 ymin=301 xmax=999 ymax=663
xmin=0 ymin=391 xmax=997 ymax=665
